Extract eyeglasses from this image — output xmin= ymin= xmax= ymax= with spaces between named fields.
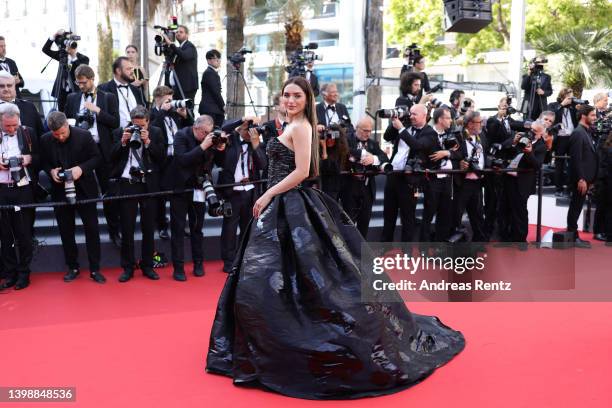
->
xmin=0 ymin=84 xmax=13 ymax=88
xmin=74 ymin=80 xmax=89 ymax=86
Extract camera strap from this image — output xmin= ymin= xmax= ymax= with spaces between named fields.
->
xmin=130 ymin=147 xmax=146 ymax=171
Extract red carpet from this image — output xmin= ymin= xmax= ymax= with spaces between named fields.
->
xmin=1 ymin=227 xmax=611 ymax=407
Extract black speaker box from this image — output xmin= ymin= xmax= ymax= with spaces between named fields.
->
xmin=552 ymin=231 xmax=576 ymax=249
xmin=444 ymin=0 xmax=493 ymax=33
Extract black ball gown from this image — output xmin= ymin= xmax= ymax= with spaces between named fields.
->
xmin=206 ymin=136 xmax=465 ymax=399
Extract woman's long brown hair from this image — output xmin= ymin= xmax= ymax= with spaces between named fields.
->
xmin=281 ymin=76 xmax=319 ymax=177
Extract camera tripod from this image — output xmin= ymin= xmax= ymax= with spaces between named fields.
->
xmin=223 ymin=62 xmax=258 ymax=117
xmin=41 ymin=49 xmax=74 ymax=111
xmin=524 ymin=69 xmax=543 ymax=121
xmin=157 ymin=56 xmax=194 ymax=119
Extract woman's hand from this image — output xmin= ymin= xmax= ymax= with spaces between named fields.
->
xmin=253 ymin=193 xmax=272 ymax=219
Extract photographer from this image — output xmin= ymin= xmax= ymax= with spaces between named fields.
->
xmin=39 ymin=112 xmax=105 ymax=284
xmin=198 ymin=49 xmax=225 ymax=127
xmin=566 ymin=105 xmax=599 ymax=248
xmin=217 ymin=118 xmax=267 ymax=273
xmin=521 ymin=57 xmax=553 ymax=121
xmin=150 ymin=85 xmax=193 ymax=239
xmin=594 ymin=92 xmax=609 ymax=121
xmin=401 ymin=55 xmax=430 ymax=102
xmin=259 ymin=93 xmax=287 ymax=144
xmin=163 ymin=115 xmax=225 ymax=280
xmin=42 ymin=29 xmax=89 ymax=112
xmin=316 ymin=83 xmax=350 ymax=130
xmin=547 ymin=88 xmax=578 ymax=196
xmin=305 ymin=60 xmax=320 ymax=97
xmin=162 ymin=25 xmax=198 ymax=100
xmin=0 ymin=36 xmax=25 ymax=97
xmin=449 ymin=90 xmax=465 ymax=124
xmin=593 ymin=92 xmax=610 ymax=241
xmin=98 ymin=57 xmax=146 ymax=128
xmin=319 ymin=117 xmax=351 ymax=204
xmin=395 ymin=71 xmax=423 ymax=108
xmin=396 ymin=106 xmax=463 ymax=242
xmin=500 ymin=122 xmax=548 ymax=244
xmin=453 ymin=111 xmax=487 ymax=242
xmin=0 ymin=103 xmax=38 ymax=290
xmin=64 ymin=65 xmax=121 ymax=246
xmin=110 ymin=106 xmax=166 ymax=282
xmin=380 ymin=104 xmax=431 ymax=242
xmin=347 ymin=116 xmax=388 ymax=238
xmin=484 ymin=96 xmax=526 ymax=237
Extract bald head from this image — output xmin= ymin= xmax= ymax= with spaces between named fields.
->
xmin=410 ymin=104 xmax=428 ymax=128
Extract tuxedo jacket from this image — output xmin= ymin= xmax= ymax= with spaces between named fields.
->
xmin=167 ymin=40 xmax=198 ymax=97
xmin=568 ymin=124 xmax=599 ymax=184
xmin=0 ymin=57 xmax=25 ymax=95
xmin=161 ymin=126 xmax=225 ymax=190
xmin=521 ymin=72 xmax=553 ymax=118
xmin=39 ymin=126 xmax=102 ymax=200
xmin=397 ymin=125 xmax=463 ymax=171
xmin=0 ymin=125 xmax=39 ymax=182
xmin=316 ymin=102 xmax=350 ymax=127
xmin=485 ymin=115 xmax=528 ymax=161
xmin=347 ymin=135 xmax=388 ymax=198
xmin=109 ymin=125 xmax=166 ymax=192
xmin=506 ymin=139 xmax=548 ymax=199
xmin=42 ymin=39 xmax=89 ymax=97
xmin=198 ymin=66 xmax=225 ymax=115
xmin=307 ymin=71 xmax=320 ymax=97
xmin=97 ymin=80 xmax=146 ymax=109
xmin=5 ymin=99 xmax=45 ymax=140
xmin=149 ymin=106 xmax=194 ymax=152
xmin=64 ymin=89 xmax=120 ymax=162
xmin=547 ymin=102 xmax=579 ymax=129
xmin=216 ymin=132 xmax=268 ymax=197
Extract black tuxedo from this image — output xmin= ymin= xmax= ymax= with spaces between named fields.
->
xmin=547 ymin=102 xmax=578 ymax=191
xmin=316 ymin=102 xmax=350 ymax=127
xmin=64 ymin=89 xmax=120 ymax=162
xmin=198 ymin=66 xmax=225 ymax=126
xmin=167 ymin=126 xmax=225 ymax=270
xmin=9 ymin=99 xmax=45 ymax=140
xmin=97 ymin=80 xmax=146 ymax=108
xmin=42 ymin=39 xmax=89 ymax=111
xmin=306 ymin=70 xmax=320 ymax=97
xmin=217 ymin=132 xmax=267 ymax=269
xmin=0 ymin=126 xmax=38 ymax=284
xmin=110 ymin=125 xmax=166 ymax=270
xmin=167 ymin=40 xmax=198 ymax=99
xmin=39 ymin=126 xmax=102 ymax=272
xmin=521 ymin=72 xmax=553 ymax=121
xmin=346 ymin=135 xmax=388 ymax=238
xmin=0 ymin=57 xmax=25 ymax=96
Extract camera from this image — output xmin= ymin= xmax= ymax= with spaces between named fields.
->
xmin=247 ymin=120 xmax=266 ymax=136
xmin=429 ymin=97 xmax=448 ymax=109
xmin=229 ymin=46 xmax=253 ymax=68
xmin=125 ymin=125 xmax=143 ymax=149
xmin=405 ymin=157 xmax=424 ymax=172
xmin=1 ymin=155 xmax=24 ymax=183
xmin=594 ymin=116 xmax=612 ymax=137
xmin=571 ymin=97 xmax=589 ymax=106
xmin=321 ymin=123 xmax=342 ymax=140
xmin=460 ymin=99 xmax=473 ymax=114
xmin=129 ymin=166 xmax=145 ymax=183
xmin=467 ymin=156 xmax=481 ymax=171
xmin=57 ymin=169 xmax=76 ymax=205
xmin=153 ymin=16 xmax=179 ymax=58
xmin=441 ymin=132 xmax=459 ymax=150
xmin=546 ymin=123 xmax=562 ymax=136
xmin=211 ymin=128 xmax=228 ymax=147
xmin=286 ymin=43 xmax=322 ymax=78
xmin=505 ymin=94 xmax=518 ymax=115
xmin=169 ymin=99 xmax=194 ymax=110
xmin=403 ymin=43 xmax=421 ymax=70
xmin=516 ymin=132 xmax=534 ymax=150
xmin=76 ymin=110 xmax=95 ymax=130
xmin=54 ymin=31 xmax=80 ymax=49
xmin=197 ymin=176 xmax=233 ymax=217
xmin=529 ymin=57 xmax=548 ymax=73
xmin=376 ymin=106 xmax=410 ymax=120
xmin=487 ymin=143 xmax=506 ymax=168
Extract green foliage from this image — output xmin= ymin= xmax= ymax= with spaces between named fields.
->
xmin=97 ymin=14 xmax=114 ymax=83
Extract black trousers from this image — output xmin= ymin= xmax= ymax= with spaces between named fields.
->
xmin=95 ymin=159 xmax=120 ymax=236
xmin=0 ymin=185 xmax=34 ymax=281
xmin=348 ymin=177 xmax=374 ymax=238
xmin=567 ymin=183 xmax=588 ymax=232
xmin=553 ymin=136 xmax=570 ymax=191
xmin=605 ymin=180 xmax=612 ymax=241
xmin=420 ymin=177 xmax=453 ymax=242
xmin=592 ymin=179 xmax=606 ymax=235
xmin=454 ymin=179 xmax=488 ymax=242
xmin=119 ymin=181 xmax=157 ymax=270
xmin=220 ymin=189 xmax=256 ymax=267
xmin=484 ymin=173 xmax=505 ymax=236
xmin=54 ymin=201 xmax=101 ymax=271
xmin=157 ymin=156 xmax=174 ymax=231
xmin=501 ymin=176 xmax=529 ymax=242
xmin=381 ymin=174 xmax=417 ymax=242
xmin=170 ymin=191 xmax=206 ymax=268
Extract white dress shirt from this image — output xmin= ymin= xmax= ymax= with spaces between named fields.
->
xmin=114 ymin=79 xmax=137 ymax=128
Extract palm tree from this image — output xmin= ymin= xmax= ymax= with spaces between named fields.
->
xmin=534 ymin=28 xmax=612 ymax=97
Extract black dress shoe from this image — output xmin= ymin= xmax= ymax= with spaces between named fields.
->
xmin=119 ymin=269 xmax=134 ymax=282
xmin=159 ymin=229 xmax=170 ymax=240
xmin=173 ymin=269 xmax=187 ymax=281
xmin=64 ymin=269 xmax=80 ymax=282
xmin=90 ymin=271 xmax=107 ymax=284
xmin=142 ymin=268 xmax=160 ymax=280
xmin=1 ymin=279 xmax=17 ymax=289
xmin=573 ymin=237 xmax=591 ymax=249
xmin=594 ymin=233 xmax=607 ymax=242
xmin=193 ymin=262 xmax=205 ymax=277
xmin=15 ymin=279 xmax=30 ymax=290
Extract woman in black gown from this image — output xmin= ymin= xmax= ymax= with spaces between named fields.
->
xmin=206 ymin=77 xmax=465 ymax=399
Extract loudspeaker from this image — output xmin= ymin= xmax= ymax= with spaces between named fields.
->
xmin=444 ymin=0 xmax=492 ymax=33
xmin=552 ymin=231 xmax=575 ymax=249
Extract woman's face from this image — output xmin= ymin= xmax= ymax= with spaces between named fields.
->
xmin=282 ymin=83 xmax=306 ymax=116
xmin=126 ymin=47 xmax=138 ymax=61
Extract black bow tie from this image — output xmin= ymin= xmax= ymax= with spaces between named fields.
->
xmin=326 ymin=105 xmax=336 ymax=111
xmin=85 ymin=92 xmax=94 ymax=99
xmin=118 ymin=84 xmax=129 ymax=89
xmin=240 ymin=140 xmax=250 ymax=146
